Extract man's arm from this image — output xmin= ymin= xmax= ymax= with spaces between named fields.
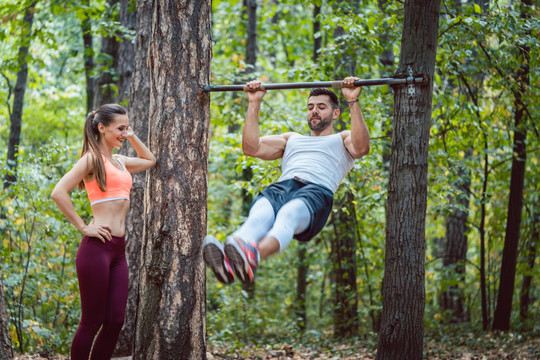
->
xmin=341 ymin=76 xmax=370 ymax=159
xmin=242 ymin=80 xmax=293 ymax=160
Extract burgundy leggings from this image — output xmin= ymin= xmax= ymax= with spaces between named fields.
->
xmin=71 ymin=235 xmax=128 ymax=360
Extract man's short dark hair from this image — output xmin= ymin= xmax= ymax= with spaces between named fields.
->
xmin=309 ymin=88 xmax=339 ymax=110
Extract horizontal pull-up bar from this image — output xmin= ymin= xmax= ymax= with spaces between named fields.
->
xmin=203 ymin=77 xmax=425 ymax=92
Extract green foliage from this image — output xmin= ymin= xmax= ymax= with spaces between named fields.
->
xmin=1 ymin=142 xmax=89 ymax=354
xmin=0 ymin=0 xmax=539 ymax=355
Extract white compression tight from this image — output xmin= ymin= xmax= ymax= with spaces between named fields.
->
xmin=232 ymin=197 xmax=311 ymax=253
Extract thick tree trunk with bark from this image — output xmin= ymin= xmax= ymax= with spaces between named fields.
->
xmin=4 ymin=1 xmax=36 ymax=189
xmin=492 ymin=0 xmax=531 ymax=330
xmin=113 ymin=0 xmax=144 ymax=356
xmin=0 ymin=271 xmax=13 ymax=360
xmin=376 ymin=0 xmax=440 ymax=358
xmin=132 ymin=1 xmax=211 ymax=358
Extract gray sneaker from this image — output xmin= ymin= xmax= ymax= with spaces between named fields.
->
xmin=203 ymin=235 xmax=235 ymax=284
xmin=224 ymin=236 xmax=259 ymax=284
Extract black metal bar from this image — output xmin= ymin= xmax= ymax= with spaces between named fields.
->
xmin=203 ymin=77 xmax=425 ymax=92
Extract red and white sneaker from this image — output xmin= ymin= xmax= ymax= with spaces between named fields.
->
xmin=224 ymin=236 xmax=259 ymax=284
xmin=203 ymin=235 xmax=235 ymax=284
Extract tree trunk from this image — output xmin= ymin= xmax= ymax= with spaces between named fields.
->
xmin=116 ymin=0 xmax=136 ymax=105
xmin=245 ymin=0 xmax=257 ymax=72
xmin=492 ymin=0 xmax=531 ymax=330
xmin=93 ymin=0 xmax=120 ymax=108
xmin=312 ymin=4 xmax=321 ymax=62
xmin=240 ymin=0 xmax=257 ymax=298
xmin=519 ymin=206 xmax=538 ymax=324
xmin=439 ymin=0 xmax=486 ymax=324
xmin=376 ymin=0 xmax=440 ymax=358
xmin=296 ymin=245 xmax=308 ymax=331
xmin=0 ymin=271 xmax=13 ymax=360
xmin=113 ymin=0 xmax=143 ymax=356
xmin=81 ymin=0 xmax=95 ymax=114
xmin=330 ymin=192 xmax=359 ymax=337
xmin=479 ymin=133 xmax=490 ymax=330
xmin=294 ymin=4 xmax=323 ymax=330
xmin=4 ymin=1 xmax=36 ymax=189
xmin=132 ymin=1 xmax=211 ymax=358
xmin=440 ymin=162 xmax=470 ymax=322
xmin=327 ymin=0 xmax=359 ymax=338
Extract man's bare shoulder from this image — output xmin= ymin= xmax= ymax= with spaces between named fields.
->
xmin=282 ymin=132 xmax=298 ymax=141
xmin=339 ymin=130 xmax=351 ymax=141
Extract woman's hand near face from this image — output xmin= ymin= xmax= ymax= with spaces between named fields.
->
xmin=124 ymin=125 xmax=135 ymax=139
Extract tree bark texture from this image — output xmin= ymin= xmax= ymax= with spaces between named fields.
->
xmin=245 ymin=0 xmax=257 ymax=71
xmin=81 ymin=0 xmax=95 ymax=114
xmin=0 ymin=271 xmax=13 ymax=360
xmin=133 ymin=1 xmax=211 ymax=359
xmin=296 ymin=245 xmax=308 ymax=331
xmin=479 ymin=135 xmax=490 ymax=330
xmin=116 ymin=0 xmax=136 ymax=104
xmin=376 ymin=0 xmax=440 ymax=359
xmin=440 ymin=163 xmax=471 ymax=322
xmin=519 ymin=206 xmax=538 ymax=324
xmin=93 ymin=0 xmax=120 ymax=109
xmin=329 ymin=0 xmax=359 ymax=337
xmin=93 ymin=0 xmax=136 ymax=108
xmin=114 ymin=0 xmax=146 ymax=356
xmin=312 ymin=5 xmax=321 ymax=62
xmin=492 ymin=0 xmax=531 ymax=330
xmin=4 ymin=1 xmax=36 ymax=189
xmin=330 ymin=192 xmax=359 ymax=337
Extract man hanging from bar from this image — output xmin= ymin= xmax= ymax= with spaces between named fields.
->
xmin=204 ymin=76 xmax=370 ymax=284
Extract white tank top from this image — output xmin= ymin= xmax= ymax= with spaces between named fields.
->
xmin=278 ymin=133 xmax=355 ymax=193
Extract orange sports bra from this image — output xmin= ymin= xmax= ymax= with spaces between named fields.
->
xmin=84 ymin=155 xmax=132 ymax=205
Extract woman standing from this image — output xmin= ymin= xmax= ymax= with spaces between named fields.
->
xmin=51 ymin=104 xmax=155 ymax=360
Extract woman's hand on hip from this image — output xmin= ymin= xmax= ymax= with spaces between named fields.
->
xmin=83 ymin=220 xmax=112 ymax=243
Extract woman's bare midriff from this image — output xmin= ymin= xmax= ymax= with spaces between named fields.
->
xmin=91 ymin=199 xmax=131 ymax=237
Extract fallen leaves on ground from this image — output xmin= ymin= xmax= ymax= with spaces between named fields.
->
xmin=13 ymin=335 xmax=540 ymax=360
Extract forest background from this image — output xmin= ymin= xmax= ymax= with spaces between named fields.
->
xmin=0 ymin=0 xmax=539 ymax=359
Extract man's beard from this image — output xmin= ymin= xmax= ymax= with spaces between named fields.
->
xmin=308 ymin=113 xmax=332 ymax=132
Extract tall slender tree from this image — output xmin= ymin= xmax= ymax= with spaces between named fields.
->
xmin=376 ymin=0 xmax=441 ymax=358
xmin=133 ymin=1 xmax=211 ymax=358
xmin=116 ymin=0 xmax=136 ymax=105
xmin=492 ymin=0 xmax=532 ymax=331
xmin=0 ymin=270 xmax=12 ymax=360
xmin=329 ymin=0 xmax=359 ymax=338
xmin=241 ymin=0 xmax=257 ymax=298
xmin=92 ymin=0 xmax=120 ymax=108
xmin=439 ymin=0 xmax=489 ymax=324
xmin=519 ymin=202 xmax=538 ymax=325
xmin=4 ymin=1 xmax=36 ymax=189
xmin=295 ymin=2 xmax=323 ymax=331
xmin=81 ymin=0 xmax=95 ymax=114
